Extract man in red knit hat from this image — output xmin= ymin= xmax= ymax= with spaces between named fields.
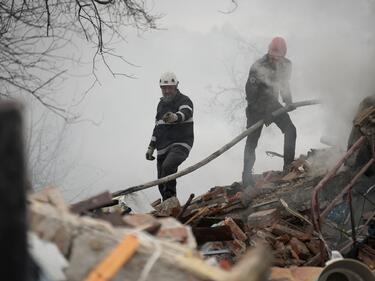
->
xmin=242 ymin=37 xmax=296 ymax=188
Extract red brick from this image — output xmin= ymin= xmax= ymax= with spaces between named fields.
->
xmin=289 ymin=237 xmax=311 ymax=260
xmin=157 ymin=227 xmax=188 ymax=243
xmin=247 ymin=209 xmax=279 ymax=230
xmin=224 ymin=217 xmax=247 ymax=241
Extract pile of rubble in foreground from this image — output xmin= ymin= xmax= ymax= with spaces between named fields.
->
xmin=30 ymin=187 xmax=273 ymax=281
xmin=29 ymin=148 xmax=375 ymax=281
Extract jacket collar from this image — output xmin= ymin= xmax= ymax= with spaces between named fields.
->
xmin=160 ymin=89 xmax=181 ymax=103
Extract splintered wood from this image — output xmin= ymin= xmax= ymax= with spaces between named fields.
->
xmin=29 ymin=187 xmax=275 ymax=281
xmin=28 ymin=144 xmax=375 ymax=281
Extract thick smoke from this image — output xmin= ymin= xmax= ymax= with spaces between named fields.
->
xmin=23 ymin=0 xmax=375 ymax=209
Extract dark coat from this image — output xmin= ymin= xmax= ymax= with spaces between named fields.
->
xmin=149 ymin=90 xmax=194 ymax=156
xmin=245 ymin=54 xmax=292 ymax=116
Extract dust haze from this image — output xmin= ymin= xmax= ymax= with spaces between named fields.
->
xmin=24 ymin=0 xmax=375 ymax=211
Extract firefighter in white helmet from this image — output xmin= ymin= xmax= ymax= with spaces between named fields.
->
xmin=146 ymin=72 xmax=194 ymax=200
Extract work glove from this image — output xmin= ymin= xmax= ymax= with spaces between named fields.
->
xmin=145 ymin=146 xmax=155 ymax=161
xmin=263 ymin=114 xmax=274 ymax=127
xmin=162 ymin=112 xmax=178 ymax=123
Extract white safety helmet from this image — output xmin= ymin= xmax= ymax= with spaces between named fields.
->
xmin=159 ymin=72 xmax=178 ymax=86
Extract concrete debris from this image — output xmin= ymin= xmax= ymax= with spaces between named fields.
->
xmin=162 ymin=148 xmax=374 ymax=276
xmin=29 ymin=232 xmax=69 ymax=281
xmin=29 ymin=188 xmax=273 ymax=281
xmin=224 ymin=217 xmax=247 ymax=241
xmin=29 ymin=186 xmax=69 ymax=212
xmin=123 ymin=213 xmax=161 ymax=234
xmin=70 ymin=192 xmax=114 ymax=214
xmin=247 ymin=209 xmax=280 ymax=230
xmin=26 ymin=141 xmax=375 ymax=281
xmin=157 ymin=217 xmax=197 ymax=248
xmin=226 ymin=239 xmax=247 ymax=258
xmin=153 ymin=196 xmax=182 ymax=217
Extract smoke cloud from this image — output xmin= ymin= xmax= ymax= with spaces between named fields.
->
xmin=23 ymin=0 xmax=375 ymax=211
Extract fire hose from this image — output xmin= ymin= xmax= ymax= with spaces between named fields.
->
xmin=112 ymin=100 xmax=320 ymax=198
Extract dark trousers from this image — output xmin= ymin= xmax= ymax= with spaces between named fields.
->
xmin=243 ymin=109 xmax=296 ymax=186
xmin=157 ymin=145 xmax=189 ymax=200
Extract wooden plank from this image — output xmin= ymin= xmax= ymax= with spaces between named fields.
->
xmin=224 ymin=217 xmax=247 ymax=241
xmin=247 ymin=208 xmax=280 ymax=230
xmin=70 ymin=192 xmax=113 ymax=214
xmin=96 ymin=213 xmax=126 ymax=227
xmin=177 ymin=193 xmax=195 ymax=220
xmin=196 ymin=217 xmax=244 ymax=227
xmin=84 ymin=235 xmax=139 ymax=281
xmin=358 ymin=245 xmax=375 ymax=270
xmin=112 ymin=100 xmax=321 ymax=197
xmin=184 ymin=207 xmax=209 ymax=225
xmin=271 ymin=223 xmax=311 ymax=241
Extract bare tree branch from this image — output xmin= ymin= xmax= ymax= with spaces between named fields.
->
xmin=209 ymin=37 xmax=262 ymax=126
xmin=0 ymin=0 xmax=160 ymax=120
xmin=0 ymin=0 xmax=161 ymax=192
xmin=219 ymin=0 xmax=238 ymax=14
xmin=94 ymin=0 xmax=114 ymax=4
xmin=44 ymin=0 xmax=51 ymax=35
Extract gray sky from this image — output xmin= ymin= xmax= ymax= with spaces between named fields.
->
xmin=26 ymin=0 xmax=375 ymax=211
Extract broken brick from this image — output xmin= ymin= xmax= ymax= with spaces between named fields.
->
xmin=305 ymin=239 xmax=321 ymax=256
xmin=202 ymin=186 xmax=225 ymax=201
xmin=157 ymin=227 xmax=188 ymax=243
xmin=150 ymin=198 xmax=161 ymax=209
xmin=271 ymin=224 xmax=311 ymax=241
xmin=224 ymin=217 xmax=247 ymax=241
xmin=123 ymin=213 xmax=161 ymax=234
xmin=30 ymin=186 xmax=69 ymax=212
xmin=286 ymin=245 xmax=302 ymax=265
xmin=255 ymin=230 xmax=277 ymax=245
xmin=226 ymin=239 xmax=247 ymax=257
xmin=358 ymin=245 xmax=375 ymax=270
xmin=276 ymin=234 xmax=291 ymax=244
xmin=218 ymin=259 xmax=232 ymax=270
xmin=289 ymin=237 xmax=311 ymax=260
xmin=157 ymin=197 xmax=182 ymax=217
xmin=274 ymin=241 xmax=287 ymax=253
xmin=247 ymin=208 xmax=280 ymax=230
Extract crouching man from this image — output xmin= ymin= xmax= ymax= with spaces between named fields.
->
xmin=347 ymin=94 xmax=375 ymax=176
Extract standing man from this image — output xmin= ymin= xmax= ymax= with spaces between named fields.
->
xmin=243 ymin=37 xmax=297 ymax=187
xmin=146 ymin=72 xmax=194 ymax=200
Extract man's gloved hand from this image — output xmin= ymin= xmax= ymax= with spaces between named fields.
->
xmin=263 ymin=114 xmax=274 ymax=127
xmin=145 ymin=146 xmax=155 ymax=161
xmin=162 ymin=112 xmax=178 ymax=123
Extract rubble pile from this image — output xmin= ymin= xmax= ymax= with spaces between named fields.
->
xmin=29 ymin=187 xmax=274 ymax=281
xmin=144 ymin=148 xmax=375 ymax=273
xmin=156 ymin=181 xmax=322 ymax=268
xmin=27 ymin=146 xmax=375 ymax=281
xmin=29 ymin=187 xmax=199 ymax=281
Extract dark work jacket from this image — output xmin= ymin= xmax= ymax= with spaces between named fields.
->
xmin=149 ymin=90 xmax=194 ymax=156
xmin=245 ymin=54 xmax=292 ymax=116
